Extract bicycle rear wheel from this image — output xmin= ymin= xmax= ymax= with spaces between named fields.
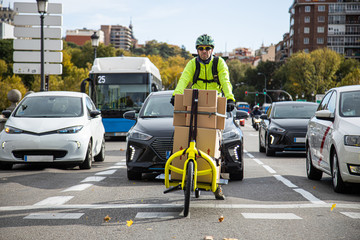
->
xmin=184 ymin=160 xmax=194 ymax=217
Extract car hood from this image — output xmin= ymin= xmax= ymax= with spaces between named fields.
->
xmin=134 ymin=117 xmax=174 ymax=137
xmin=5 ymin=117 xmax=86 ymax=133
xmin=271 ymin=118 xmax=309 ymax=131
xmin=339 ymin=117 xmax=360 ymax=135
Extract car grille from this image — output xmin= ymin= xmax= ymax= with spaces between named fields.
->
xmin=151 ymin=137 xmax=173 ymax=160
xmin=12 ymin=150 xmax=67 ymax=160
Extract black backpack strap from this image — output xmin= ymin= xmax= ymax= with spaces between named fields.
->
xmin=212 ymin=56 xmax=220 ymax=85
xmin=192 ymin=58 xmax=201 ymax=86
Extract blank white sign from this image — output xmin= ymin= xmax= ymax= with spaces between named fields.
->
xmin=13 ymin=51 xmax=63 ymax=63
xmin=14 ymin=39 xmax=63 ymax=51
xmin=14 ymin=27 xmax=62 ymax=39
xmin=14 ymin=15 xmax=62 ymax=26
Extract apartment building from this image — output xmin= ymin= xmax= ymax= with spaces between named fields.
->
xmin=275 ymin=33 xmax=290 ymax=62
xmin=65 ymin=28 xmax=104 ymax=46
xmin=288 ymin=0 xmax=360 ymax=59
xmin=101 ymin=24 xmax=132 ymax=50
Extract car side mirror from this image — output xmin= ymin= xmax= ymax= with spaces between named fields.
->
xmin=260 ymin=114 xmax=268 ymax=120
xmin=2 ymin=110 xmax=12 ymax=118
xmin=315 ymin=110 xmax=334 ymax=121
xmin=123 ymin=110 xmax=136 ymax=120
xmin=90 ymin=110 xmax=101 ymax=118
xmin=235 ymin=110 xmax=249 ymax=120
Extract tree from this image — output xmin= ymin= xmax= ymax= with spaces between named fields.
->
xmin=338 ymin=68 xmax=360 ymax=86
xmin=0 ymin=75 xmax=27 ymax=110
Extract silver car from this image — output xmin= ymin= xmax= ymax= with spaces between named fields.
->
xmin=0 ymin=91 xmax=105 ymax=170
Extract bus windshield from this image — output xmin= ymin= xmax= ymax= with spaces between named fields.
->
xmin=93 ymin=73 xmax=150 ymax=112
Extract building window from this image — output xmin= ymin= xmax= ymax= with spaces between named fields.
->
xmin=304 ymin=27 xmax=310 ymax=34
xmin=318 ymin=5 xmax=325 ymax=12
xmin=304 ymin=38 xmax=310 ymax=44
xmin=317 ymin=38 xmax=324 ymax=44
xmin=305 ymin=16 xmax=310 ymax=23
xmin=305 ymin=6 xmax=311 ymax=12
xmin=318 ymin=16 xmax=325 ymax=23
xmin=317 ymin=27 xmax=325 ymax=33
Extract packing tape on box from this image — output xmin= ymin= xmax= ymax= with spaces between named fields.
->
xmin=174 ymin=110 xmax=226 ymax=118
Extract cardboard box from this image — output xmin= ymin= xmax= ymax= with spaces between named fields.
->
xmin=183 ymin=89 xmax=217 ymax=108
xmin=185 ymin=106 xmax=217 ymax=129
xmin=171 ymin=126 xmax=221 ymax=183
xmin=173 ymin=94 xmax=187 ymax=126
xmin=216 ymin=97 xmax=227 ymax=130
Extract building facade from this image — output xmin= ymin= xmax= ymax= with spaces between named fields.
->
xmin=65 ymin=28 xmax=104 ymax=46
xmin=101 ymin=24 xmax=132 ymax=50
xmin=0 ymin=2 xmax=16 ymax=24
xmin=288 ymin=0 xmax=360 ymax=59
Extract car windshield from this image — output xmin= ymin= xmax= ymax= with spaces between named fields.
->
xmin=272 ymin=104 xmax=317 ymax=119
xmin=140 ymin=95 xmax=174 ymax=118
xmin=339 ymin=91 xmax=360 ymax=117
xmin=13 ymin=96 xmax=83 ymax=118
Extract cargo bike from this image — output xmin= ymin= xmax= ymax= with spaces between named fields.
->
xmin=164 ymin=89 xmax=227 ymax=217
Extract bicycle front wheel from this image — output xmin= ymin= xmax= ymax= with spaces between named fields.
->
xmin=184 ymin=160 xmax=194 ymax=217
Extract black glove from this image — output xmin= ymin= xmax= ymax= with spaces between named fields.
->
xmin=226 ymin=99 xmax=235 ymax=112
xmin=170 ymin=95 xmax=175 ymax=106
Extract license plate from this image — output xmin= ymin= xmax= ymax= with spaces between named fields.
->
xmin=294 ymin=137 xmax=305 ymax=143
xmin=24 ymin=155 xmax=53 ymax=162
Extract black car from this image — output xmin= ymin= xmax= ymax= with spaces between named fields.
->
xmin=258 ymin=101 xmax=318 ymax=156
xmin=123 ymin=90 xmax=248 ymax=180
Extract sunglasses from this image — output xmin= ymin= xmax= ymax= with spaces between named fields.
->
xmin=197 ymin=46 xmax=212 ymax=51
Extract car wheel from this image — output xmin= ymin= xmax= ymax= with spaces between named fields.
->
xmin=0 ymin=162 xmax=13 ymax=170
xmin=259 ymin=131 xmax=266 ymax=153
xmin=332 ymin=150 xmax=347 ymax=193
xmin=94 ymin=137 xmax=105 ymax=162
xmin=127 ymin=170 xmax=142 ymax=180
xmin=306 ymin=144 xmax=322 ymax=180
xmin=265 ymin=134 xmax=275 ymax=156
xmin=79 ymin=141 xmax=92 ymax=169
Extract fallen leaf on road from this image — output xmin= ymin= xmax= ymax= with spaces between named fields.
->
xmin=331 ymin=203 xmax=336 ymax=211
xmin=204 ymin=236 xmax=214 ymax=240
xmin=223 ymin=238 xmax=238 ymax=240
xmin=126 ymin=219 xmax=133 ymax=227
xmin=218 ymin=215 xmax=224 ymax=222
xmin=120 ymin=149 xmax=125 ymax=151
xmin=313 ymin=186 xmax=316 ymax=189
xmin=104 ymin=215 xmax=111 ymax=222
xmin=146 ymin=228 xmax=152 ymax=231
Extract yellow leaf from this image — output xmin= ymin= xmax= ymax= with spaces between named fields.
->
xmin=331 ymin=204 xmax=336 ymax=211
xmin=313 ymin=186 xmax=316 ymax=189
xmin=126 ymin=219 xmax=133 ymax=227
xmin=104 ymin=215 xmax=111 ymax=222
xmin=204 ymin=236 xmax=214 ymax=240
xmin=146 ymin=228 xmax=152 ymax=231
xmin=218 ymin=215 xmax=224 ymax=222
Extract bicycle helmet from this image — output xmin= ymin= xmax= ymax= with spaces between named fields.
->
xmin=195 ymin=34 xmax=215 ymax=48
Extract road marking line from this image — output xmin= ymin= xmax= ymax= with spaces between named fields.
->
xmin=81 ymin=176 xmax=106 ymax=182
xmin=24 ymin=213 xmax=84 ymax=219
xmin=293 ymin=188 xmax=326 ymax=204
xmin=340 ymin=212 xmax=360 ymax=219
xmin=107 ymin=166 xmax=126 ymax=169
xmin=135 ymin=212 xmax=180 ymax=219
xmin=252 ymin=158 xmax=264 ymax=165
xmin=115 ymin=162 xmax=126 ymax=166
xmin=2 ymin=203 xmax=359 ymax=212
xmin=95 ymin=170 xmax=117 ymax=175
xmin=273 ymin=175 xmax=297 ymax=188
xmin=246 ymin=153 xmax=255 ymax=158
xmin=263 ymin=165 xmax=276 ymax=174
xmin=242 ymin=213 xmax=302 ymax=219
xmin=34 ymin=196 xmax=74 ymax=206
xmin=62 ymin=183 xmax=93 ymax=192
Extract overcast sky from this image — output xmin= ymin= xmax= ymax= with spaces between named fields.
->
xmin=5 ymin=0 xmax=293 ymax=53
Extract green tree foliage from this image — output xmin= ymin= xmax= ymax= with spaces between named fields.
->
xmin=0 ymin=74 xmax=27 ymax=110
xmin=0 ymin=39 xmax=13 ymax=64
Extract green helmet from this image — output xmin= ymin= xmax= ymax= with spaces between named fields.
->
xmin=195 ymin=34 xmax=215 ymax=48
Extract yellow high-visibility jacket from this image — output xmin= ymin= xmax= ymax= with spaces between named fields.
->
xmin=173 ymin=56 xmax=235 ymax=102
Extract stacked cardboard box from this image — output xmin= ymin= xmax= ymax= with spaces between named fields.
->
xmin=172 ymin=89 xmax=226 ymax=183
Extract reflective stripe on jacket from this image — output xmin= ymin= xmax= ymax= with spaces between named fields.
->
xmin=173 ymin=56 xmax=235 ymax=102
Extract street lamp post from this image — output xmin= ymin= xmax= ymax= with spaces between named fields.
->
xmin=37 ymin=0 xmax=48 ymax=92
xmin=91 ymin=31 xmax=100 ymax=59
xmin=257 ymin=72 xmax=267 ymax=104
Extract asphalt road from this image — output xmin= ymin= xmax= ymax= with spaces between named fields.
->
xmin=1 ymin=120 xmax=359 ymax=240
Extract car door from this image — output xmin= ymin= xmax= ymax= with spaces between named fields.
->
xmin=86 ymin=97 xmax=104 ymax=152
xmin=259 ymin=104 xmax=272 ymax=147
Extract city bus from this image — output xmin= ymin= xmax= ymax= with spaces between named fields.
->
xmin=81 ymin=56 xmax=162 ymax=137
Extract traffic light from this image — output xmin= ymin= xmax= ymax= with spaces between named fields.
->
xmin=245 ymin=91 xmax=248 ymax=96
xmin=263 ymin=88 xmax=267 ymax=95
xmin=256 ymin=92 xmax=258 ymax=96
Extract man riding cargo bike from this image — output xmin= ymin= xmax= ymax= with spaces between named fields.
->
xmin=167 ymin=34 xmax=235 ymax=208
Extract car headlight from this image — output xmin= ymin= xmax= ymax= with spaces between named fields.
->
xmin=57 ymin=126 xmax=83 ymax=134
xmin=344 ymin=135 xmax=360 ymax=147
xmin=4 ymin=126 xmax=23 ymax=134
xmin=222 ymin=130 xmax=239 ymax=141
xmin=130 ymin=130 xmax=152 ymax=141
xmin=269 ymin=126 xmax=286 ymax=133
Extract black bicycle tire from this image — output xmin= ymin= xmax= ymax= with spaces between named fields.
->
xmin=183 ymin=160 xmax=194 ymax=217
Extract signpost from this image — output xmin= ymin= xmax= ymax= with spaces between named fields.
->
xmin=13 ymin=2 xmax=63 ymax=91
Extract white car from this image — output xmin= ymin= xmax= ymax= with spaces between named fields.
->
xmin=306 ymin=85 xmax=360 ymax=192
xmin=0 ymin=91 xmax=105 ymax=170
